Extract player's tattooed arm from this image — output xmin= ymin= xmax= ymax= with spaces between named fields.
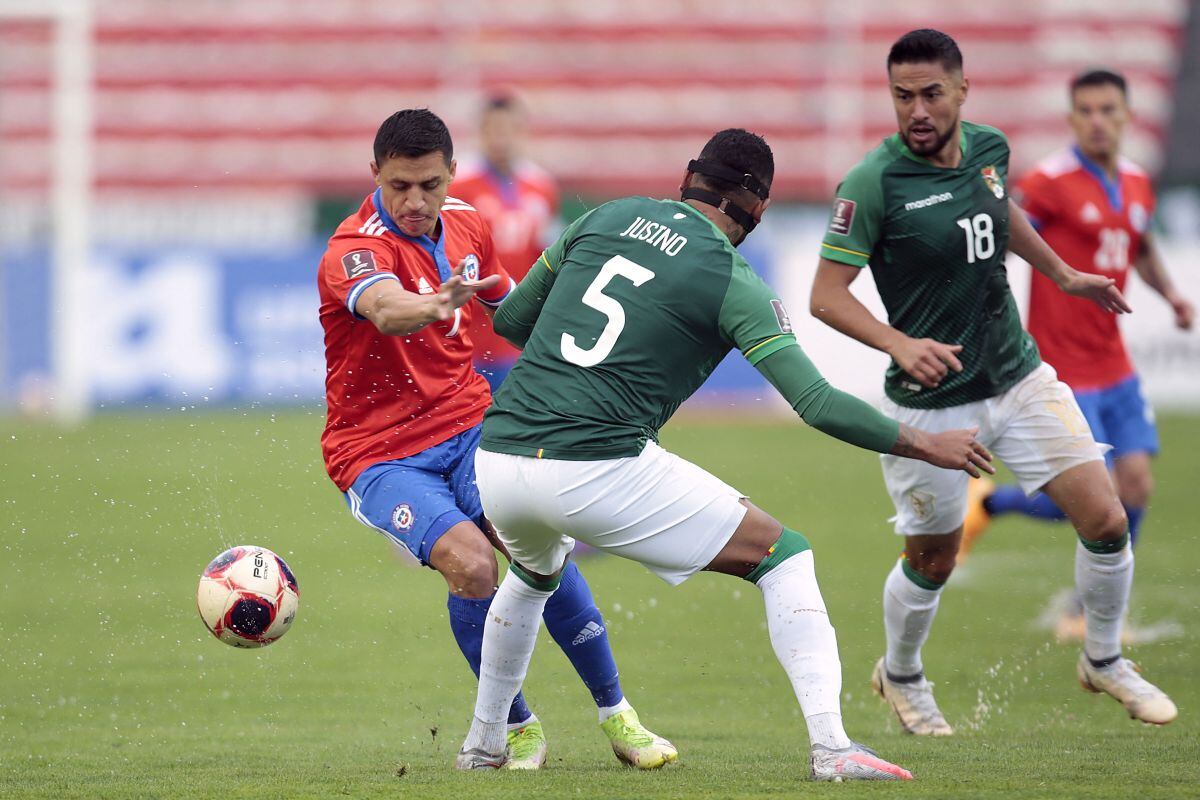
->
xmin=1008 ymin=199 xmax=1131 ymax=314
xmin=890 ymin=423 xmax=995 ymax=478
xmin=356 ymin=265 xmax=500 ymax=336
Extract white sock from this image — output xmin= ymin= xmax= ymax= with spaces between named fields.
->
xmin=883 ymin=558 xmax=942 ymax=678
xmin=1075 ymin=540 xmax=1133 ymax=662
xmin=507 ymin=712 xmax=538 ymax=732
xmin=757 ymin=550 xmax=852 ymax=750
xmin=598 ymin=696 xmax=633 ymax=723
xmin=461 ymin=571 xmax=553 ymax=754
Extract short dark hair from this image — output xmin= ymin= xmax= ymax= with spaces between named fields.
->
xmin=694 ymin=128 xmax=774 ymax=198
xmin=483 ymin=91 xmax=521 ymax=114
xmin=887 ymin=28 xmax=963 ymax=74
xmin=373 ymin=108 xmax=453 ymax=166
xmin=1070 ymin=68 xmax=1128 ymax=101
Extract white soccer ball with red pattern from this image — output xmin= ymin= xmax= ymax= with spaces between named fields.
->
xmin=196 ymin=546 xmax=299 ymax=648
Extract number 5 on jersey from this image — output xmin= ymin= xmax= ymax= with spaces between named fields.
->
xmin=561 ymin=255 xmax=656 ymax=367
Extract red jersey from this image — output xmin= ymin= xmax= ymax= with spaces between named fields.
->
xmin=452 ymin=158 xmax=558 ymax=366
xmin=317 ymin=190 xmax=514 ymax=491
xmin=1019 ymin=147 xmax=1156 ymax=390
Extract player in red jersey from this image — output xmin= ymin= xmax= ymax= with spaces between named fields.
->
xmin=962 ymin=69 xmax=1195 ymax=637
xmin=318 ymin=109 xmax=675 ymax=770
xmin=452 ymin=93 xmax=560 ymax=390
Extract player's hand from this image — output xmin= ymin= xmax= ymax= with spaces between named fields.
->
xmin=887 ymin=336 xmax=964 ymax=389
xmin=1169 ymin=294 xmax=1195 ymax=330
xmin=920 ymin=426 xmax=995 ymax=477
xmin=1060 ymin=271 xmax=1132 ymax=314
xmin=433 ymin=259 xmax=502 ymax=319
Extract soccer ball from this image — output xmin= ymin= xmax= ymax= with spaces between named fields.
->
xmin=196 ymin=546 xmax=299 ymax=648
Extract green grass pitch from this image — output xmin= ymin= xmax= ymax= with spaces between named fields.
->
xmin=3 ymin=410 xmax=1197 ymax=798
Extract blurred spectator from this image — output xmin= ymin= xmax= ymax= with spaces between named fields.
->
xmin=454 ymin=93 xmax=560 ymax=390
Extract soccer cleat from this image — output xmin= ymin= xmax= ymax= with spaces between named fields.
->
xmin=957 ymin=476 xmax=995 ymax=563
xmin=600 ymin=709 xmax=678 ymax=769
xmin=871 ymin=657 xmax=954 ymax=736
xmin=810 ymin=742 xmax=914 ymax=782
xmin=504 ymin=721 xmax=548 ymax=770
xmin=1077 ymin=654 xmax=1177 ymax=725
xmin=454 ymin=747 xmax=506 ymax=770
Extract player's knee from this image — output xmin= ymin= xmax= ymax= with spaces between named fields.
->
xmin=1082 ymin=501 xmax=1129 ymax=542
xmin=905 ymin=541 xmax=957 ymax=585
xmin=434 ymin=531 xmax=498 ymax=598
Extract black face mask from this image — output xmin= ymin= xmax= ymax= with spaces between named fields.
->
xmin=679 ymin=159 xmax=769 ymax=242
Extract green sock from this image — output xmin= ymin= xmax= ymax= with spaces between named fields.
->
xmin=745 ymin=528 xmax=811 ymax=584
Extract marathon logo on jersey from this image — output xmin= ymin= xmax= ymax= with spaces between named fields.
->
xmin=981 ymin=166 xmax=1005 ymax=200
xmin=341 ymin=250 xmax=378 ymax=279
xmin=904 ymin=192 xmax=954 ymax=211
xmin=770 ymin=299 xmax=793 ymax=333
xmin=462 ymin=254 xmax=480 ymax=281
xmin=391 ymin=503 xmax=415 ymax=532
xmin=828 ymin=198 xmax=856 ymax=235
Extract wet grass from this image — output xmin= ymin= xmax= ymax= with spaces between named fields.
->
xmin=2 ymin=409 xmax=1197 ymax=798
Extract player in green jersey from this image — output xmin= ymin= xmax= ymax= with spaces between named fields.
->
xmin=456 ymin=128 xmax=999 ymax=782
xmin=810 ymin=29 xmax=1176 ymax=734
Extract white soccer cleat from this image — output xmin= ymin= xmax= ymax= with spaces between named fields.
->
xmin=1077 ymin=654 xmax=1177 ymax=725
xmin=810 ymin=742 xmax=914 ymax=782
xmin=871 ymin=657 xmax=954 ymax=736
xmin=454 ymin=747 xmax=506 ymax=770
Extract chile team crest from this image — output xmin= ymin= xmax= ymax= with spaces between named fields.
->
xmin=391 ymin=503 xmax=414 ymax=532
xmin=462 ymin=254 xmax=480 ymax=281
xmin=981 ymin=166 xmax=1005 ymax=199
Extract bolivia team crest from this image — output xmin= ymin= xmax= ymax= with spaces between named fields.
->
xmin=462 ymin=254 xmax=480 ymax=281
xmin=981 ymin=166 xmax=1005 ymax=199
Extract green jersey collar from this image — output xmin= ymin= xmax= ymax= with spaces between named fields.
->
xmin=891 ymin=125 xmax=968 ymax=167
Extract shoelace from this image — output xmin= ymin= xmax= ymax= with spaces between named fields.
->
xmin=1108 ymin=660 xmax=1158 ymax=698
xmin=904 ymin=680 xmax=948 ymax=722
xmin=507 ymin=727 xmax=542 ymax=759
xmin=608 ymin=717 xmax=654 ymax=747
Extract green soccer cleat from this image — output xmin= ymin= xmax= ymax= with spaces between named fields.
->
xmin=505 ymin=720 xmax=548 ymax=770
xmin=600 ymin=709 xmax=678 ymax=769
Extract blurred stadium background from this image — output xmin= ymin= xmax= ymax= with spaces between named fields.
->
xmin=2 ymin=0 xmax=1198 ymax=420
xmin=4 ymin=4 xmax=1200 ymax=797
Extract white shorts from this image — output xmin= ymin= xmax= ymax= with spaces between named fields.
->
xmin=881 ymin=363 xmax=1106 ymax=536
xmin=474 ymin=442 xmax=748 ymax=585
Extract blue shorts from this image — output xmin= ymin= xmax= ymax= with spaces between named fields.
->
xmin=475 ymin=360 xmax=516 ymax=394
xmin=344 ymin=425 xmax=484 ymax=566
xmin=1075 ymin=374 xmax=1159 ymax=465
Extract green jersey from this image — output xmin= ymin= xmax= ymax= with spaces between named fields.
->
xmin=820 ymin=121 xmax=1040 ymax=409
xmin=481 ymin=197 xmax=798 ymax=460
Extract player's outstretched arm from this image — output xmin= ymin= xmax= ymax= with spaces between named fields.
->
xmin=492 ymin=255 xmax=557 ymax=347
xmin=754 ymin=346 xmax=993 ymax=476
xmin=1007 ymin=198 xmax=1131 ymax=314
xmin=810 ymin=258 xmax=964 ymax=389
xmin=1135 ymin=232 xmax=1194 ymax=330
xmin=355 ymin=268 xmax=500 ymax=336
